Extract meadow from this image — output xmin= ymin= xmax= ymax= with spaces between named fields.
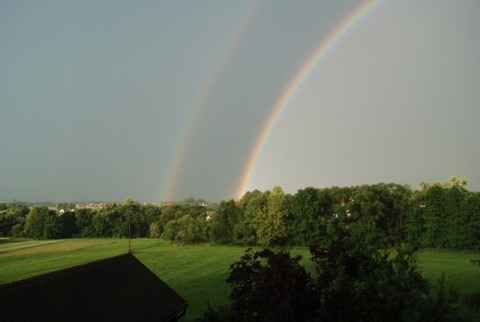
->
xmin=1 ymin=238 xmax=479 ymax=321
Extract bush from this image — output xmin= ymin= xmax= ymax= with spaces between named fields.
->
xmin=226 ymin=248 xmax=316 ymax=322
xmin=198 ymin=238 xmax=461 ymax=321
xmin=310 ymin=240 xmax=460 ymax=321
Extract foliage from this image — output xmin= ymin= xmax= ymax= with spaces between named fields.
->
xmin=24 ymin=207 xmax=59 ymax=239
xmin=233 ymin=190 xmax=261 ymax=246
xmin=0 ymin=202 xmax=29 ymax=237
xmin=57 ymin=210 xmax=78 ymax=238
xmin=1 ymin=177 xmax=479 ymax=250
xmin=0 ymin=211 xmax=17 ymax=237
xmin=226 ymin=248 xmax=316 ymax=322
xmin=200 ymin=238 xmax=462 ymax=321
xmin=289 ymin=187 xmax=324 ymax=246
xmin=310 ymin=240 xmax=460 ymax=321
xmin=463 ymin=292 xmax=480 ymax=313
xmin=149 ymin=221 xmax=162 ymax=238
xmin=253 ymin=187 xmax=289 ymax=246
xmin=159 ymin=204 xmax=208 ymax=243
xmin=176 ymin=215 xmax=207 ymax=243
xmin=407 ymin=184 xmax=480 ymax=249
xmin=209 ymin=200 xmax=238 ymax=244
xmin=74 ymin=208 xmax=96 ymax=237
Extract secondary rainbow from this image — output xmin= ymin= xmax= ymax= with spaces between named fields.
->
xmin=160 ymin=1 xmax=265 ymax=202
xmin=235 ymin=0 xmax=383 ymax=199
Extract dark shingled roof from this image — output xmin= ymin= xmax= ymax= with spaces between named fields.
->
xmin=0 ymin=253 xmax=187 ymax=321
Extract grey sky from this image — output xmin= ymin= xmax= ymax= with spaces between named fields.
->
xmin=1 ymin=0 xmax=479 ymax=203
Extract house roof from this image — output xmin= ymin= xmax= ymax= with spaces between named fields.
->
xmin=0 ymin=253 xmax=187 ymax=321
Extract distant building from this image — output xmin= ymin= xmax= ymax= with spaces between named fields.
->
xmin=0 ymin=254 xmax=187 ymax=321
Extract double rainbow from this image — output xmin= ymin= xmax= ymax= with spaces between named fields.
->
xmin=161 ymin=0 xmax=383 ymax=202
xmin=160 ymin=1 xmax=265 ymax=201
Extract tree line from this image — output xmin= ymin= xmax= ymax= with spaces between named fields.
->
xmin=1 ymin=177 xmax=479 ymax=249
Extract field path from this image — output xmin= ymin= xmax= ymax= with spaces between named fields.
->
xmin=0 ymin=240 xmax=65 ymax=254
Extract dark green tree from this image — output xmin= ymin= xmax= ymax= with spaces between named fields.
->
xmin=209 ymin=200 xmax=238 ymax=244
xmin=199 ymin=237 xmax=461 ymax=321
xmin=460 ymin=192 xmax=480 ymax=247
xmin=143 ymin=205 xmax=162 ymax=228
xmin=422 ymin=186 xmax=447 ymax=247
xmin=93 ymin=205 xmax=118 ymax=237
xmin=58 ymin=210 xmax=78 ymax=238
xmin=119 ymin=200 xmax=148 ymax=238
xmin=405 ymin=190 xmax=427 ymax=247
xmin=233 ymin=190 xmax=262 ymax=246
xmin=0 ymin=201 xmax=30 ymax=237
xmin=226 ymin=248 xmax=316 ymax=322
xmin=75 ymin=208 xmax=96 ymax=237
xmin=24 ymin=207 xmax=59 ymax=239
xmin=0 ymin=210 xmax=17 ymax=237
xmin=310 ymin=239 xmax=460 ymax=321
xmin=444 ymin=186 xmax=466 ymax=248
xmin=289 ymin=187 xmax=324 ymax=246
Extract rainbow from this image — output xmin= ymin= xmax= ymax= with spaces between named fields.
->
xmin=160 ymin=1 xmax=265 ymax=202
xmin=235 ymin=0 xmax=383 ymax=199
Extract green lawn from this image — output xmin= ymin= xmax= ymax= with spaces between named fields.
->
xmin=417 ymin=250 xmax=480 ymax=295
xmin=1 ymin=239 xmax=479 ymax=321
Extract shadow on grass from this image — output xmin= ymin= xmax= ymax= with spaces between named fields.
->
xmin=0 ymin=238 xmax=26 ymax=245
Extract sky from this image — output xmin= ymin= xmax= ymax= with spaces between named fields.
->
xmin=1 ymin=0 xmax=479 ymax=203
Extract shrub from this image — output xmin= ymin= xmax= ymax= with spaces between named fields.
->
xmin=198 ymin=238 xmax=461 ymax=321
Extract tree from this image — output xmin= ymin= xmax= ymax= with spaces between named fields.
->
xmin=163 ymin=219 xmax=180 ymax=241
xmin=0 ymin=202 xmax=29 ymax=237
xmin=159 ymin=203 xmax=208 ymax=243
xmin=178 ymin=215 xmax=206 ymax=243
xmin=289 ymin=187 xmax=324 ymax=246
xmin=444 ymin=186 xmax=465 ymax=248
xmin=93 ymin=205 xmax=117 ymax=237
xmin=460 ymin=192 xmax=480 ymax=247
xmin=209 ymin=200 xmax=238 ymax=244
xmin=75 ymin=208 xmax=96 ymax=237
xmin=0 ymin=211 xmax=17 ymax=237
xmin=58 ymin=210 xmax=77 ymax=238
xmin=144 ymin=205 xmax=162 ymax=228
xmin=119 ymin=201 xmax=148 ymax=238
xmin=226 ymin=248 xmax=316 ymax=322
xmin=24 ymin=207 xmax=59 ymax=239
xmin=448 ymin=176 xmax=469 ymax=189
xmin=422 ymin=185 xmax=448 ymax=247
xmin=310 ymin=239 xmax=460 ymax=321
xmin=163 ymin=215 xmax=206 ymax=243
xmin=405 ymin=190 xmax=427 ymax=247
xmin=149 ymin=221 xmax=163 ymax=238
xmin=254 ymin=187 xmax=289 ymax=246
xmin=347 ymin=184 xmax=390 ymax=247
xmin=200 ymin=237 xmax=461 ymax=321
xmin=233 ymin=190 xmax=263 ymax=246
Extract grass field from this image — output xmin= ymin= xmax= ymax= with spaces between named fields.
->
xmin=1 ymin=238 xmax=479 ymax=321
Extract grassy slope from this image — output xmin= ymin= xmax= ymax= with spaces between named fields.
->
xmin=1 ymin=239 xmax=479 ymax=321
xmin=417 ymin=251 xmax=480 ymax=294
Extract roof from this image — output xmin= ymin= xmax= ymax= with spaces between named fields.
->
xmin=0 ymin=253 xmax=187 ymax=321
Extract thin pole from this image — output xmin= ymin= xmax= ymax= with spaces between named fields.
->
xmin=128 ymin=223 xmax=131 ymax=253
